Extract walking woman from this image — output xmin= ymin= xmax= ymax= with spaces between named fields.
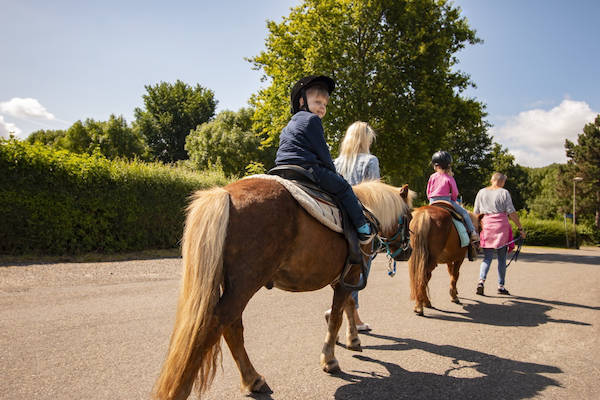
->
xmin=474 ymin=172 xmax=526 ymax=295
xmin=327 ymin=121 xmax=380 ymax=331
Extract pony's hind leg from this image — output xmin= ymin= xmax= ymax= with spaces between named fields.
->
xmin=321 ymin=284 xmax=352 ymax=373
xmin=413 ymin=267 xmax=433 ymax=316
xmin=223 ymin=318 xmax=271 ymax=394
xmin=423 ymin=270 xmax=433 ymax=308
xmin=447 ymin=261 xmax=462 ymax=304
xmin=343 ymin=297 xmax=362 ymax=351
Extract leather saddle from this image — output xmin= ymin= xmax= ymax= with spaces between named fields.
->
xmin=430 ymin=201 xmax=465 ymax=223
xmin=268 ymin=165 xmax=363 ymax=266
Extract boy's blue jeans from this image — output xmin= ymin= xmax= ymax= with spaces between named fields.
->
xmin=429 ymin=196 xmax=475 ymax=233
xmin=479 ymin=247 xmax=508 ymax=286
xmin=310 ymin=165 xmax=367 ymax=230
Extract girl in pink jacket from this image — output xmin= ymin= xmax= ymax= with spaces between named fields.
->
xmin=426 ymin=151 xmax=479 ymax=242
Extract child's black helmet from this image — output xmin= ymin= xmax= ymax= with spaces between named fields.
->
xmin=432 ymin=151 xmax=452 ymax=169
xmin=290 ymin=75 xmax=335 ymax=115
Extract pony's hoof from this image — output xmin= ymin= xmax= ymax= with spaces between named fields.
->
xmin=452 ymin=298 xmax=462 ymax=304
xmin=246 ymin=376 xmax=271 ymax=394
xmin=414 ymin=308 xmax=424 ymax=316
xmin=322 ymin=359 xmax=340 ymax=373
xmin=346 ymin=338 xmax=362 ymax=352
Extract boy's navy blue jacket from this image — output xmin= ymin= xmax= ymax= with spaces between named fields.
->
xmin=275 ymin=111 xmax=336 ymax=172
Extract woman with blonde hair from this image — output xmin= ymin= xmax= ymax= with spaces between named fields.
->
xmin=325 ymin=121 xmax=380 ymax=331
xmin=474 ymin=172 xmax=526 ymax=296
xmin=335 ymin=121 xmax=380 ymax=184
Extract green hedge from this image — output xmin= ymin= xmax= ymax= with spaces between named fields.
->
xmin=0 ymin=140 xmax=229 ymax=255
xmin=516 ymin=217 xmax=596 ymax=247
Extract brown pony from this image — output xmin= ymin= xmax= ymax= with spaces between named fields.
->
xmin=408 ymin=205 xmax=479 ymax=316
xmin=153 ymin=178 xmax=413 ymax=400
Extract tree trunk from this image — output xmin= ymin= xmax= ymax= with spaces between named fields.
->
xmin=596 ymin=190 xmax=600 ymax=229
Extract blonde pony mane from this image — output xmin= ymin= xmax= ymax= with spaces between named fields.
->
xmin=352 ymin=180 xmax=415 ymax=232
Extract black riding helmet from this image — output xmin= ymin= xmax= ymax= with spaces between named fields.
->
xmin=431 ymin=151 xmax=453 ymax=169
xmin=290 ymin=75 xmax=335 ymax=115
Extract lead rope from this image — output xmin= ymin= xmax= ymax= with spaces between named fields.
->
xmin=506 ymin=235 xmax=525 ymax=269
xmin=387 ymin=256 xmax=397 ymax=277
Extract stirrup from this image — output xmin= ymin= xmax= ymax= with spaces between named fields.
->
xmin=467 ymin=244 xmax=476 ymax=261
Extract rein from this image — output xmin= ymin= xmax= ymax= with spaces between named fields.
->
xmin=505 ymin=235 xmax=525 ymax=268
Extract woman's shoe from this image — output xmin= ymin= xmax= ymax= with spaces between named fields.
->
xmin=476 ymin=283 xmax=484 ymax=296
xmin=497 ymin=287 xmax=510 ymax=295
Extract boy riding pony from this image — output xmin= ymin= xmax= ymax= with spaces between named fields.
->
xmin=274 ymin=75 xmax=373 ymax=245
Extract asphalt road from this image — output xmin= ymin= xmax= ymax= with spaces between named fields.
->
xmin=1 ymin=246 xmax=599 ymax=400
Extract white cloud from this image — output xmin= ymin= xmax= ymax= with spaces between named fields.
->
xmin=0 ymin=97 xmax=55 ymax=120
xmin=490 ymin=99 xmax=597 ymax=167
xmin=0 ymin=116 xmax=22 ymax=138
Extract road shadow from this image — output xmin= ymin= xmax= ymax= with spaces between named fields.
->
xmin=333 ymin=334 xmax=561 ymax=399
xmin=423 ymin=298 xmax=592 ymax=327
xmin=513 ymin=295 xmax=600 ymax=311
xmin=515 ymin=251 xmax=599 ymax=266
xmin=0 ymin=249 xmax=181 ymax=267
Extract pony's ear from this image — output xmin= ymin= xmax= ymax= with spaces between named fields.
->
xmin=399 ymin=184 xmax=409 ymax=200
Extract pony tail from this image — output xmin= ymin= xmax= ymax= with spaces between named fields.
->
xmin=153 ymin=187 xmax=230 ymax=400
xmin=409 ymin=209 xmax=431 ymax=302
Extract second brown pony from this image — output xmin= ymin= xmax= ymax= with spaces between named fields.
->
xmin=408 ymin=205 xmax=479 ymax=316
xmin=152 ymin=178 xmax=413 ymax=400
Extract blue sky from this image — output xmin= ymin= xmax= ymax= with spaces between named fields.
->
xmin=1 ymin=0 xmax=598 ymax=167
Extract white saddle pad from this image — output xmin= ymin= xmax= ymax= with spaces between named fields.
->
xmin=243 ymin=174 xmax=343 ymax=233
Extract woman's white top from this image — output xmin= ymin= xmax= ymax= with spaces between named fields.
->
xmin=334 ymin=153 xmax=380 ymax=185
xmin=473 ymin=187 xmax=516 ymax=215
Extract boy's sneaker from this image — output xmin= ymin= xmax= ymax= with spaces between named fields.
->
xmin=497 ymin=287 xmax=511 ymax=295
xmin=469 ymin=231 xmax=480 ymax=242
xmin=476 ymin=282 xmax=484 ymax=296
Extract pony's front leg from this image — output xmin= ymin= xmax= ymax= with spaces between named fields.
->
xmin=343 ymin=298 xmax=362 ymax=351
xmin=320 ymin=284 xmax=350 ymax=373
xmin=223 ymin=318 xmax=271 ymax=394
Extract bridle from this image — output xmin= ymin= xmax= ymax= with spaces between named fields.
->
xmin=363 ymin=209 xmax=412 ymax=277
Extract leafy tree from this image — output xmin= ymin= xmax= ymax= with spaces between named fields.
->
xmin=481 ymin=143 xmax=529 ymax=210
xmin=249 ymin=0 xmax=490 ymax=192
xmin=65 ymin=116 xmax=147 ymax=160
xmin=64 ymin=120 xmax=95 ymax=154
xmin=92 ymin=115 xmax=148 ymax=159
xmin=26 ymin=116 xmax=147 ymax=160
xmin=134 ymin=80 xmax=217 ymax=163
xmin=447 ymin=125 xmax=492 ymax=204
xmin=185 ymin=108 xmax=273 ymax=177
xmin=526 ymin=164 xmax=568 ymax=219
xmin=26 ymin=129 xmax=66 ymax=146
xmin=564 ymin=115 xmax=600 ymax=228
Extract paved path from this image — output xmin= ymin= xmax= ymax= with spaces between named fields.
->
xmin=1 ymin=246 xmax=599 ymax=399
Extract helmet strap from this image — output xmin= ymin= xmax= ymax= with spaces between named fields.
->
xmin=300 ymin=89 xmax=310 ymax=113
